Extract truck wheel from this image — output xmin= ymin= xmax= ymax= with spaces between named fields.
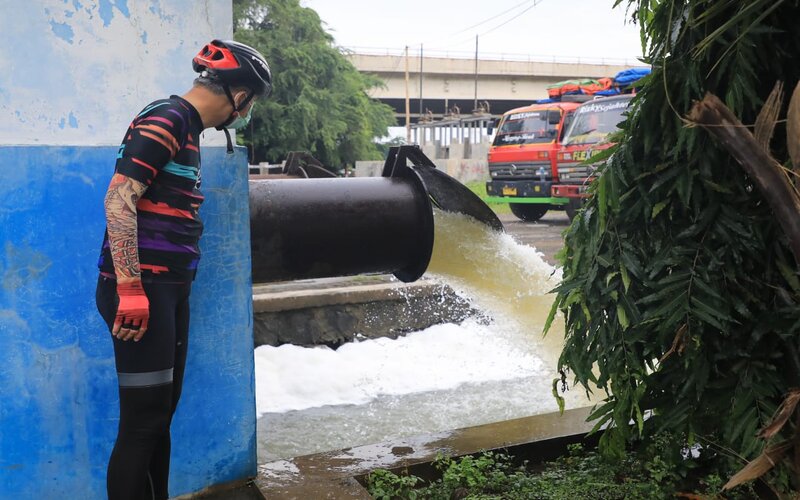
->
xmin=565 ymin=199 xmax=583 ymax=221
xmin=509 ymin=203 xmax=548 ymax=222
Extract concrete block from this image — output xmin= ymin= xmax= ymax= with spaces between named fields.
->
xmin=431 ymin=159 xmax=490 ymax=184
xmin=449 ymin=141 xmax=467 ymax=160
xmin=470 ymin=141 xmax=492 ymax=160
xmin=421 ymin=143 xmax=440 ymax=161
xmin=252 ymin=281 xmax=479 ymax=347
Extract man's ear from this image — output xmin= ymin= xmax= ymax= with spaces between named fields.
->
xmin=233 ymin=91 xmax=248 ymax=111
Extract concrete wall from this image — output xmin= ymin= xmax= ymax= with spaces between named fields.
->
xmin=0 ymin=2 xmax=256 ymax=499
xmin=355 ymin=159 xmax=489 ymax=184
xmin=438 ymin=158 xmax=490 ymax=184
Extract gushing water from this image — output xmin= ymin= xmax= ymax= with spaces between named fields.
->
xmin=426 ymin=210 xmax=567 ymax=357
xmin=255 ymin=211 xmax=590 ymax=463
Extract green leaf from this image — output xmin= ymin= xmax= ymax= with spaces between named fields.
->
xmin=634 ymin=402 xmax=644 ymax=435
xmin=552 ymin=378 xmax=566 ymax=414
xmin=620 ymin=264 xmax=631 ymax=292
xmin=617 ymin=304 xmax=630 ymax=329
xmin=777 ymin=259 xmax=800 ymax=292
xmin=598 ymin=174 xmax=608 ymax=232
xmin=596 ymin=254 xmax=613 ymax=268
xmin=691 ymin=276 xmax=726 ymax=303
xmin=581 ymin=301 xmax=592 ymax=323
xmin=691 ymin=293 xmax=733 ymax=322
xmin=689 ymin=296 xmax=727 ymax=330
xmin=651 ymin=200 xmax=669 ymax=219
xmin=543 ymin=299 xmax=559 ymax=337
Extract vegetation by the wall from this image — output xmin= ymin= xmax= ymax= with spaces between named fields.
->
xmin=548 ymin=0 xmax=800 ymax=489
xmin=367 ymin=437 xmax=757 ymax=499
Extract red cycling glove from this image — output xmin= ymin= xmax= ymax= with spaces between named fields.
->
xmin=114 ymin=279 xmax=150 ymax=340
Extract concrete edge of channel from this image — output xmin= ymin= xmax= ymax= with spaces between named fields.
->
xmin=252 ymin=279 xmax=452 ymax=313
xmin=253 ymin=406 xmax=595 ymax=499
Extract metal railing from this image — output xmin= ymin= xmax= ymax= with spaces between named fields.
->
xmin=341 ymin=45 xmax=647 ymax=68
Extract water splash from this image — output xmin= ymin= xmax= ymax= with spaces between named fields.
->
xmin=256 ymin=211 xmax=591 ymax=462
xmin=426 ymin=209 xmax=568 ymax=361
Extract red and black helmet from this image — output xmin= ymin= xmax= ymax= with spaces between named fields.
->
xmin=193 ymin=39 xmax=272 ymax=98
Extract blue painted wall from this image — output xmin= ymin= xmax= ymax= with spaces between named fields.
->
xmin=0 ymin=146 xmax=256 ymax=498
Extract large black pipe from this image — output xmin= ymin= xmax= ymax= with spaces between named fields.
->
xmin=249 ymin=146 xmax=502 ymax=284
xmin=250 ymin=165 xmax=433 ymax=283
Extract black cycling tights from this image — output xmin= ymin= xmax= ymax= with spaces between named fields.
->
xmin=96 ymin=276 xmax=192 ymax=500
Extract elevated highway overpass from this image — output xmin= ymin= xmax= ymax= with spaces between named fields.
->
xmin=346 ymin=50 xmax=645 ymax=122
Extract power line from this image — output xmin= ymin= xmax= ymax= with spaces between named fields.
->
xmin=419 ymin=0 xmax=540 ymax=49
xmin=448 ymin=0 xmax=536 ymax=37
xmin=479 ymin=0 xmax=544 ymax=37
xmin=427 ymin=0 xmax=546 ymax=51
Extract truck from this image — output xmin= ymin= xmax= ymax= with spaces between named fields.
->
xmin=485 ymin=68 xmax=649 ymax=222
xmin=484 ymin=101 xmax=583 ymax=222
xmin=551 ymin=94 xmax=633 ymax=220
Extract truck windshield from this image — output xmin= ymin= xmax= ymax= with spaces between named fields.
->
xmin=492 ymin=110 xmax=560 ymax=146
xmin=563 ymin=98 xmax=630 ymax=146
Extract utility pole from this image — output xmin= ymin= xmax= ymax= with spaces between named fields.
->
xmin=473 ymin=35 xmax=479 ymax=112
xmin=419 ymin=44 xmax=424 ymax=119
xmin=404 ymin=45 xmax=411 ymax=143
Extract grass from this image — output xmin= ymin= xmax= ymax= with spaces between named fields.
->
xmin=366 ymin=439 xmax=760 ymax=500
xmin=465 ymin=181 xmax=512 ymax=215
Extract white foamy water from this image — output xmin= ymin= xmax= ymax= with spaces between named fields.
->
xmin=255 ymin=211 xmax=591 ymax=462
xmin=255 ymin=319 xmax=542 ymax=415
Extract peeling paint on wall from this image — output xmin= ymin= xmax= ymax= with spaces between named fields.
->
xmin=98 ymin=0 xmax=130 ymax=27
xmin=0 ymin=0 xmax=233 ymax=146
xmin=48 ymin=19 xmax=75 ymax=43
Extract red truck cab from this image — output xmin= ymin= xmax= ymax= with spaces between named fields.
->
xmin=484 ymin=101 xmax=581 ymax=222
xmin=552 ymin=94 xmax=633 ymax=219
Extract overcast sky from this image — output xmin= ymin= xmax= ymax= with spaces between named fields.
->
xmin=301 ymin=0 xmax=644 ymax=64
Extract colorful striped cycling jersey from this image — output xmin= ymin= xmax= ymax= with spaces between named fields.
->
xmin=98 ymin=95 xmax=205 ymax=283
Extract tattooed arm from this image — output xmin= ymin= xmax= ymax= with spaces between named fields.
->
xmin=104 ymin=173 xmax=149 ymax=281
xmin=104 ymin=173 xmax=151 ymax=341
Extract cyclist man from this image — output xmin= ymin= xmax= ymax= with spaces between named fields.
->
xmin=95 ymin=39 xmax=271 ymax=500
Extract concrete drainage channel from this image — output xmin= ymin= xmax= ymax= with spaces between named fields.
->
xmin=245 ymin=276 xmax=598 ymax=499
xmin=253 ymin=275 xmax=481 ymax=348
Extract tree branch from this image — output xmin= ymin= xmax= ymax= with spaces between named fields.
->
xmin=687 ymin=92 xmax=800 ymax=265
